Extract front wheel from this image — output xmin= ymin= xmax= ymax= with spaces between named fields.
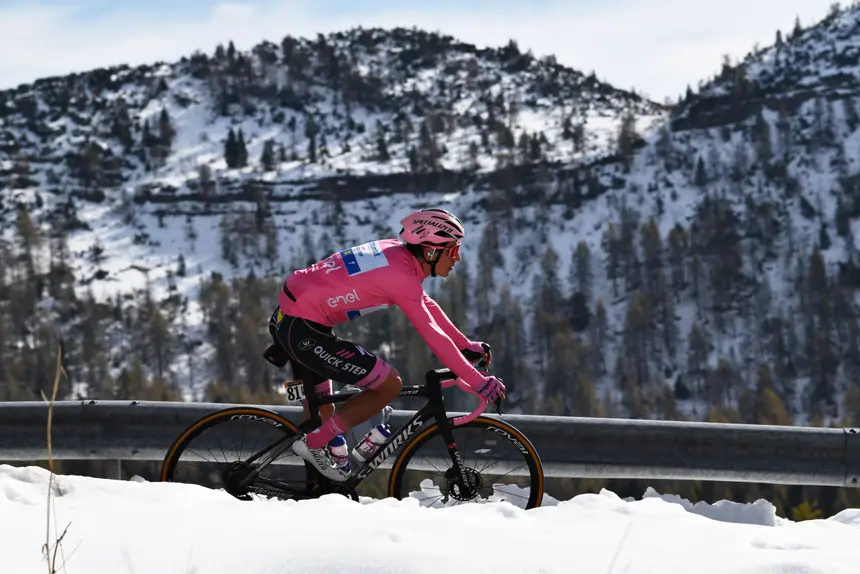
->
xmin=388 ymin=417 xmax=545 ymax=509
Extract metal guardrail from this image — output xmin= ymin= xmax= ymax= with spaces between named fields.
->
xmin=1 ymin=400 xmax=858 ymax=487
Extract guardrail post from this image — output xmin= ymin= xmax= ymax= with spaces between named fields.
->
xmin=108 ymin=459 xmax=122 ymax=480
xmin=846 ymin=428 xmax=860 ymax=487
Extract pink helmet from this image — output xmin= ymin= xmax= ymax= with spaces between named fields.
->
xmin=398 ymin=208 xmax=465 ymax=247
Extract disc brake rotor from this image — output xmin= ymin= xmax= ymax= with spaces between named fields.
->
xmin=444 ymin=467 xmax=483 ymax=502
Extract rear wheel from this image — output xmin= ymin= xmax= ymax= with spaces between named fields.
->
xmin=388 ymin=417 xmax=544 ymax=509
xmin=160 ymin=407 xmax=316 ymax=501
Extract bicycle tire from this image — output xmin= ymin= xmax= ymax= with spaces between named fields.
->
xmin=388 ymin=416 xmax=545 ymax=509
xmin=160 ymin=406 xmax=315 ymax=500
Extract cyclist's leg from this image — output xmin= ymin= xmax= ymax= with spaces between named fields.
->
xmin=334 ymin=369 xmax=402 ymax=428
xmin=279 ymin=315 xmax=402 ymax=446
xmin=268 ymin=308 xmax=336 ymax=421
xmin=296 ymin=370 xmax=335 ymax=422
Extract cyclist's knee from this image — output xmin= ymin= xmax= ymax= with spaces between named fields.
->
xmin=376 ymin=368 xmax=402 ymax=398
xmin=319 ymin=402 xmax=335 ymax=420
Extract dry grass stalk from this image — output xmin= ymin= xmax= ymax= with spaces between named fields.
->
xmin=40 ymin=344 xmax=72 ymax=574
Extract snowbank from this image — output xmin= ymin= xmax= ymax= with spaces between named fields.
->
xmin=1 ymin=465 xmax=858 ymax=574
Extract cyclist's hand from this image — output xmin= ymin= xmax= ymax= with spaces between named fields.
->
xmin=461 ymin=341 xmax=492 ymax=367
xmin=474 ymin=375 xmax=505 ymax=403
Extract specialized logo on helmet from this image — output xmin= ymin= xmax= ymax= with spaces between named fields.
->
xmin=412 ymin=218 xmax=458 ymax=235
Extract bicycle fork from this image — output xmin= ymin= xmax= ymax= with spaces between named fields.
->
xmin=436 ymin=415 xmax=479 ymax=500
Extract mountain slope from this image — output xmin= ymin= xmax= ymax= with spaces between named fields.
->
xmin=1 ymin=12 xmax=860 ymax=426
xmin=0 ymin=27 xmax=664 ymax=198
xmin=0 ymin=25 xmax=665 ymax=319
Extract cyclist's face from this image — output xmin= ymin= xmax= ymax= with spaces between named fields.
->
xmin=435 ymin=243 xmax=461 ymax=277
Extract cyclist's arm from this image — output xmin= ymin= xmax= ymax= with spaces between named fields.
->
xmin=393 ymin=286 xmax=486 ymax=389
xmin=422 ymin=293 xmax=470 ymax=350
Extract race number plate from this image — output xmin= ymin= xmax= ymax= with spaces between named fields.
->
xmin=283 ymin=380 xmax=307 ymax=403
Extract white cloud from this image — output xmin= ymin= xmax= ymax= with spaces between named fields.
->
xmin=0 ymin=0 xmax=841 ymax=100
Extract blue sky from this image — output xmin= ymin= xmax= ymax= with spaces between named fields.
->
xmin=0 ymin=0 xmax=839 ymax=100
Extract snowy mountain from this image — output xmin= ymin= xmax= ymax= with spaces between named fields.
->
xmin=0 ymin=27 xmax=665 ymax=394
xmin=0 ymin=25 xmax=665 ymax=315
xmin=2 ymin=8 xmax=860 ymax=425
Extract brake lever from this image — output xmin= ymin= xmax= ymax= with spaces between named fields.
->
xmin=475 ymin=357 xmax=503 ymax=417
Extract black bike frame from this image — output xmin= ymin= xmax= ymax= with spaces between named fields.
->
xmin=237 ymin=368 xmax=474 ymax=495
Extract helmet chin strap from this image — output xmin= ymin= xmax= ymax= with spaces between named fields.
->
xmin=424 ymin=248 xmax=442 ymax=277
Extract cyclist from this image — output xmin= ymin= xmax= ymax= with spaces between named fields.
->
xmin=263 ymin=208 xmax=505 ymax=482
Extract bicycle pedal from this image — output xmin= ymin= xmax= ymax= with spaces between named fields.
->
xmin=330 ymin=486 xmax=359 ymax=502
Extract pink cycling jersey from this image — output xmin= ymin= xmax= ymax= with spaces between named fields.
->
xmin=278 ymin=238 xmax=486 ymax=389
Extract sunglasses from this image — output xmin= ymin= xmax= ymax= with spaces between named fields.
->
xmin=427 ymin=241 xmax=461 ymax=259
xmin=446 ymin=242 xmax=461 ymax=258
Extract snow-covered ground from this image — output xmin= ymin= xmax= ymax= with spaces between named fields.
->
xmin=2 ymin=465 xmax=860 ymax=573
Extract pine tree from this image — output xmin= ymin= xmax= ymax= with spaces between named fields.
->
xmin=568 ymin=241 xmax=593 ymax=333
xmin=686 ymin=322 xmax=709 ymax=414
xmin=569 ymin=240 xmax=592 ymax=302
xmin=417 ymin=119 xmax=440 ymax=171
xmin=545 ymin=326 xmax=598 ymax=416
xmin=531 ymin=246 xmax=563 ymax=375
xmin=588 ymin=299 xmax=609 ymax=376
xmin=235 ymin=128 xmax=248 ymax=167
xmin=666 ymin=224 xmax=688 ymax=294
xmin=375 ymin=120 xmax=390 ymax=162
xmin=758 ymin=387 xmax=793 ymax=425
xmin=224 ymin=128 xmax=238 ymax=168
xmin=260 ymin=139 xmax=276 ymax=171
xmin=622 ymin=291 xmax=650 ymax=384
xmin=302 ymin=116 xmax=319 ymax=156
xmin=804 ymin=249 xmax=838 ymax=416
xmin=639 ymin=218 xmax=663 ymax=304
xmin=319 ymin=131 xmax=329 ymax=160
xmin=111 ymin=97 xmax=134 ymax=149
xmin=694 ymin=156 xmax=708 ymax=189
xmin=843 ymin=97 xmax=860 ymax=133
xmin=752 ymin=110 xmax=772 ymax=165
xmin=475 ymin=222 xmax=500 ymax=326
xmin=603 ymin=222 xmax=621 ymax=297
xmin=811 ymin=96 xmax=832 ymax=151
xmin=616 ymin=110 xmax=638 ymax=171
xmin=198 ymin=163 xmax=215 ymax=196
xmin=618 ymin=207 xmax=641 ymax=293
xmin=788 ymin=16 xmax=803 ymax=40
xmin=704 ymin=357 xmax=738 ymax=407
xmin=158 ymin=109 xmax=175 ymax=150
xmin=843 ymin=384 xmax=860 ymax=426
xmin=147 ymin=299 xmax=172 ymax=381
xmin=116 ymin=359 xmax=148 ymax=400
xmin=490 ymin=283 xmax=527 ymax=409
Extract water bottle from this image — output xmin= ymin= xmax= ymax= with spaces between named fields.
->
xmin=351 ymin=423 xmax=392 ymax=463
xmin=328 ymin=435 xmax=351 ymax=473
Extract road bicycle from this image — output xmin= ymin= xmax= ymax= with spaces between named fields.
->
xmin=160 ymin=358 xmax=545 ymax=509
